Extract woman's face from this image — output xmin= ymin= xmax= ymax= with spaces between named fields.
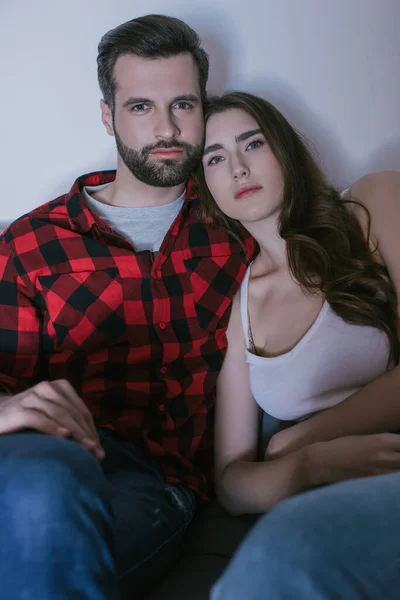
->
xmin=202 ymin=108 xmax=284 ymax=225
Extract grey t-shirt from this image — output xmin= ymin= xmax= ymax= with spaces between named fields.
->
xmin=83 ymin=184 xmax=185 ymax=252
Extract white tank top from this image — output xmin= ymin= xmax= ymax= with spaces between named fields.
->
xmin=240 ymin=265 xmax=390 ymax=421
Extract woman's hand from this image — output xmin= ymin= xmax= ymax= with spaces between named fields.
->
xmin=308 ymin=433 xmax=400 ymax=486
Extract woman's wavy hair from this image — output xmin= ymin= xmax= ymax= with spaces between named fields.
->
xmin=195 ymin=91 xmax=398 ymax=365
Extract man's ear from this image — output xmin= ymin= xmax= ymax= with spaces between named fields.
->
xmin=100 ymin=100 xmax=115 ymax=137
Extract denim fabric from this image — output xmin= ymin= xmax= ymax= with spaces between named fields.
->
xmin=212 ymin=473 xmax=400 ymax=600
xmin=0 ymin=429 xmax=196 ymax=599
xmin=98 ymin=427 xmax=196 ymax=598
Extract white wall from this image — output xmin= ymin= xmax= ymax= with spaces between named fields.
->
xmin=1 ymin=0 xmax=399 ymax=222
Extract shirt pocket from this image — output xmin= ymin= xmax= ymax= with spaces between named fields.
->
xmin=38 ymin=267 xmax=126 ymax=352
xmin=183 ymin=253 xmax=246 ymax=332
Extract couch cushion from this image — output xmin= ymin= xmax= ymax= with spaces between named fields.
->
xmin=148 ymin=554 xmax=229 ymax=600
xmin=148 ymin=502 xmax=258 ymax=599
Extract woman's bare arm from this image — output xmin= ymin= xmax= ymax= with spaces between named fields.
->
xmin=215 ymin=293 xmax=312 ymax=514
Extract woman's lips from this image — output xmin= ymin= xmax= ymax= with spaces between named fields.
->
xmin=235 ymin=185 xmax=263 ymax=200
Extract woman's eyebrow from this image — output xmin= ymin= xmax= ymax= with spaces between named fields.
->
xmin=203 ymin=129 xmax=262 ymax=157
xmin=203 ymin=143 xmax=223 ymax=157
xmin=235 ymin=129 xmax=262 ymax=143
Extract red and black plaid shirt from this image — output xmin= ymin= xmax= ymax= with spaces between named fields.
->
xmin=0 ymin=171 xmax=254 ymax=499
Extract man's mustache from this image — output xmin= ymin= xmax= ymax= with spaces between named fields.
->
xmin=143 ymin=140 xmax=195 ymax=153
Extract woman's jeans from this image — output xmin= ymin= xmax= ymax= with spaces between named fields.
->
xmin=0 ymin=429 xmax=196 ymax=599
xmin=211 ymin=473 xmax=400 ymax=599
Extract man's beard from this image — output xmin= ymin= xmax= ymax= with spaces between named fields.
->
xmin=114 ymin=129 xmax=203 ymax=188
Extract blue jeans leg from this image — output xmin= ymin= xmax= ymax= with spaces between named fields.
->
xmin=211 ymin=473 xmax=400 ymax=600
xmin=98 ymin=428 xmax=196 ymax=599
xmin=0 ymin=431 xmax=117 ymax=600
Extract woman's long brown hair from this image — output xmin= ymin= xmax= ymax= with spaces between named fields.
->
xmin=195 ymin=91 xmax=399 ymax=365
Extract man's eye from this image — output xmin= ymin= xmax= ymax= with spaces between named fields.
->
xmin=208 ymin=155 xmax=224 ymax=166
xmin=246 ymin=140 xmax=263 ymax=150
xmin=131 ymin=104 xmax=149 ymax=112
xmin=175 ymin=102 xmax=192 ymax=109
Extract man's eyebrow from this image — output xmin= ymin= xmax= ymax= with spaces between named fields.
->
xmin=122 ymin=94 xmax=200 ymax=109
xmin=122 ymin=97 xmax=152 ymax=108
xmin=203 ymin=129 xmax=263 ymax=157
xmin=172 ymin=94 xmax=200 ymax=103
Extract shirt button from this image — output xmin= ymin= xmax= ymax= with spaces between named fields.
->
xmin=163 ymin=420 xmax=175 ymax=431
xmin=159 ymin=403 xmax=165 ymax=412
xmin=160 ymin=366 xmax=167 ymax=375
xmin=159 ymin=322 xmax=166 ymax=330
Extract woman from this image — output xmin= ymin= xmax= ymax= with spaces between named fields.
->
xmin=196 ymin=92 xmax=400 ymax=599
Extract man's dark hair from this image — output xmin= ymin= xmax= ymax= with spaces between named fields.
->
xmin=97 ymin=14 xmax=209 ymax=110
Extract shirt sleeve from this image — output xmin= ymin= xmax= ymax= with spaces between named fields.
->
xmin=0 ymin=235 xmax=42 ymax=394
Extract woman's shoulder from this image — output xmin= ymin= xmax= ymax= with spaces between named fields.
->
xmin=345 ymin=171 xmax=400 ymax=233
xmin=349 ymin=171 xmax=400 ymax=276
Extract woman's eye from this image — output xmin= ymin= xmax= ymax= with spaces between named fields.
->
xmin=208 ymin=155 xmax=224 ymax=166
xmin=246 ymin=140 xmax=263 ymax=150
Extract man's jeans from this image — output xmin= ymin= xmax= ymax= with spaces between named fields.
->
xmin=0 ymin=428 xmax=196 ymax=599
xmin=211 ymin=473 xmax=400 ymax=599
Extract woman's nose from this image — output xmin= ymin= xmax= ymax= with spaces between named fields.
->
xmin=233 ymin=164 xmax=249 ymax=180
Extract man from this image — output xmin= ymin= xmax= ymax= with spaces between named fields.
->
xmin=0 ymin=14 xmax=254 ymax=599
xmin=0 ymin=12 xmax=398 ymax=600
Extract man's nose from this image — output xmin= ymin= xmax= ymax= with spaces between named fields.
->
xmin=154 ymin=109 xmax=180 ymax=141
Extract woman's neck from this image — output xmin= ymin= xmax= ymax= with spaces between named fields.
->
xmin=244 ymin=217 xmax=288 ymax=274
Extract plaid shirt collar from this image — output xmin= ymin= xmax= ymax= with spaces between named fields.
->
xmin=65 ymin=170 xmax=198 ymax=235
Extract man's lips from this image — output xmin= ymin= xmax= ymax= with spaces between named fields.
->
xmin=150 ymin=148 xmax=184 ymax=159
xmin=235 ymin=185 xmax=263 ymax=200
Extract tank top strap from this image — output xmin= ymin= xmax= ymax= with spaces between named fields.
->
xmin=240 ymin=264 xmax=252 ymax=349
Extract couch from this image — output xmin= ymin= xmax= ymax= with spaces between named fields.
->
xmin=148 ymin=502 xmax=257 ymax=600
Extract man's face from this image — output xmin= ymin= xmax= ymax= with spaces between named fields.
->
xmin=102 ymin=53 xmax=205 ymax=187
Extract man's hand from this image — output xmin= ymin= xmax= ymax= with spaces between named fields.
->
xmin=0 ymin=379 xmax=104 ymax=460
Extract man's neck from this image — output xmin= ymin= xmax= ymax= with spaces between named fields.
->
xmin=93 ymin=162 xmax=186 ymax=208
